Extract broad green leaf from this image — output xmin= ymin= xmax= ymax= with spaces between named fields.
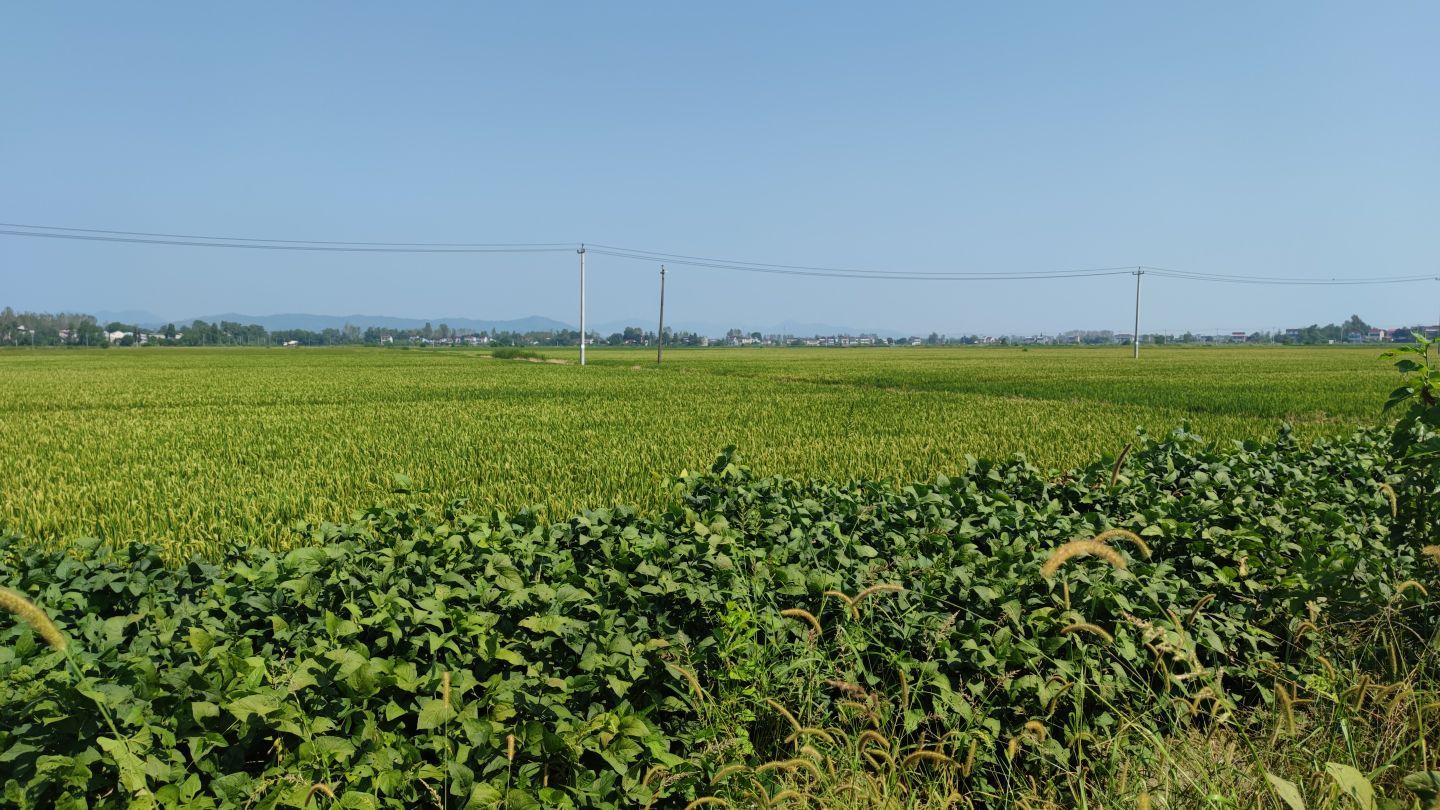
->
xmin=1403 ymin=771 xmax=1440 ymax=803
xmin=416 ymin=698 xmax=455 ymax=730
xmin=187 ymin=627 xmax=214 ymax=657
xmin=1265 ymin=772 xmax=1306 ymax=810
xmin=1326 ymin=762 xmax=1375 ymax=810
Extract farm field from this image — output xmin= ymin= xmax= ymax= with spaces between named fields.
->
xmin=3 ymin=342 xmax=1439 ymax=808
xmin=0 ymin=345 xmax=1396 ymax=555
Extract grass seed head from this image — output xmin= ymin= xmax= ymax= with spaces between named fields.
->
xmin=1396 ymin=579 xmax=1428 ymax=597
xmin=857 ymin=729 xmax=891 ymax=752
xmin=785 ymin=727 xmax=836 ymax=746
xmin=0 ymin=587 xmax=66 ymax=651
xmin=711 ymin=764 xmax=749 ymax=785
xmin=1061 ymin=622 xmax=1114 ymax=644
xmin=823 ymin=589 xmax=859 ymax=619
xmin=1379 ymin=482 xmax=1397 ymax=518
xmin=1091 ymin=528 xmax=1151 ymax=559
xmin=826 ymin=679 xmax=869 ymax=699
xmin=902 ymin=749 xmax=956 ymax=769
xmin=667 ymin=663 xmax=706 ymax=701
xmin=768 ymin=789 xmax=805 ymax=805
xmin=1109 ymin=441 xmax=1133 ymax=488
xmin=853 ymin=583 xmax=905 ymax=605
xmin=1040 ymin=539 xmax=1128 ymax=578
xmin=1185 ymin=593 xmax=1215 ymax=627
xmin=766 ymin=698 xmax=802 ymax=732
xmin=780 ymin=608 xmax=823 ymax=638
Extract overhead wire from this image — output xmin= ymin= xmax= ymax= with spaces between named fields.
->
xmin=0 ymin=221 xmax=574 ymax=248
xmin=0 ymin=229 xmax=572 ymax=254
xmin=588 ymin=243 xmax=1138 ymax=278
xmin=0 ymin=222 xmax=1434 ymax=285
xmin=1142 ymin=266 xmax=1434 ymax=286
xmin=587 ymin=248 xmax=1139 ymax=281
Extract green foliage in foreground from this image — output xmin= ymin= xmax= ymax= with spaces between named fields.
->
xmin=3 ymin=424 xmax=1437 ymax=808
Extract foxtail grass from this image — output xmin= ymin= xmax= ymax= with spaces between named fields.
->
xmin=1041 ymin=539 xmax=1128 ymax=578
xmin=766 ymin=698 xmax=801 ymax=732
xmin=668 ymin=663 xmax=706 ymax=701
xmin=0 ymin=586 xmax=66 ymax=651
xmin=780 ymin=608 xmax=822 ymax=638
xmin=304 ymin=783 xmax=336 ymax=806
xmin=1091 ymin=528 xmax=1152 ymax=559
xmin=823 ymin=590 xmax=859 ymax=619
xmin=852 ymin=583 xmax=904 ymax=605
xmin=1109 ymin=441 xmax=1133 ymax=488
xmin=1378 ymin=482 xmax=1397 ymax=518
xmin=1061 ymin=622 xmax=1114 ymax=644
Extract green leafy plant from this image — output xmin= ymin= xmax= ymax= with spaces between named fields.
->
xmin=5 ymin=421 xmax=1435 ymax=807
xmin=1383 ymin=334 xmax=1440 ymax=540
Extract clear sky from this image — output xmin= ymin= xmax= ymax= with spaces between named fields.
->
xmin=3 ymin=2 xmax=1437 ymax=335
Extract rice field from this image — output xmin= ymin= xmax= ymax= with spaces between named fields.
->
xmin=0 ymin=345 xmax=1394 ymax=554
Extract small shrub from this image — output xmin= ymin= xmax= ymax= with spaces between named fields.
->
xmin=490 ymin=347 xmax=545 ymax=360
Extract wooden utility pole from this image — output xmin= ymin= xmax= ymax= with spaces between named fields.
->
xmin=656 ymin=265 xmax=666 ymax=365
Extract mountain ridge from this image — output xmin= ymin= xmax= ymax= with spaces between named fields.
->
xmin=92 ymin=311 xmax=911 ymax=338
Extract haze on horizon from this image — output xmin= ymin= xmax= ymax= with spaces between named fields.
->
xmin=3 ymin=3 xmax=1437 ymax=336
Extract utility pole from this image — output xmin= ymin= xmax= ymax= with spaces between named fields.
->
xmin=1132 ymin=268 xmax=1144 ymax=359
xmin=577 ymin=243 xmax=587 ymax=366
xmin=656 ymin=265 xmax=667 ymax=366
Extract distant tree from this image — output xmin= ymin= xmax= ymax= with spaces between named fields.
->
xmin=1342 ymin=314 xmax=1370 ymax=337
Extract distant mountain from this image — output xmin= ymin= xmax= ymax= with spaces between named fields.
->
xmin=92 ymin=309 xmax=907 ymax=338
xmin=180 ymin=313 xmax=573 ymax=333
xmin=94 ymin=310 xmax=167 ymax=329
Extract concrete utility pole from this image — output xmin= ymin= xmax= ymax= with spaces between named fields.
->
xmin=1132 ymin=268 xmax=1144 ymax=359
xmin=656 ymin=265 xmax=666 ymax=366
xmin=578 ymin=244 xmax=587 ymax=366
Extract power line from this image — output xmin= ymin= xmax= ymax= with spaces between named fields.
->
xmin=0 ymin=221 xmax=574 ymax=248
xmin=0 ymin=229 xmax=572 ymax=254
xmin=1 ymin=221 xmax=1433 ymax=286
xmin=587 ymin=248 xmax=1138 ymax=281
xmin=589 ymin=243 xmax=1138 ymax=278
xmin=1143 ymin=267 xmax=1434 ymax=286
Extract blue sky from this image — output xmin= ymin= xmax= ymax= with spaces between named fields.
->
xmin=3 ymin=2 xmax=1437 ymax=335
